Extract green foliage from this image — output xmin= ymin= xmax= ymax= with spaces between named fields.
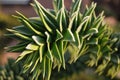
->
xmin=0 ymin=59 xmax=110 ymax=80
xmin=0 ymin=59 xmax=31 ymax=80
xmin=59 ymin=71 xmax=105 ymax=80
xmin=6 ymin=0 xmax=120 ymax=80
xmin=110 ymin=32 xmax=120 ymax=56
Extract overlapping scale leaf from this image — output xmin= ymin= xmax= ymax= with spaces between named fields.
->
xmin=6 ymin=0 xmax=120 ymax=80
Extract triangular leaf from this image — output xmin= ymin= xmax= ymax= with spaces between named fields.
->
xmin=56 ymin=29 xmax=63 ymax=41
xmin=13 ymin=25 xmax=35 ymax=35
xmin=26 ymin=43 xmax=39 ymax=50
xmin=70 ymin=0 xmax=82 ymax=13
xmin=45 ymin=32 xmax=52 ymax=43
xmin=63 ymin=29 xmax=75 ymax=42
xmin=16 ymin=50 xmax=33 ymax=62
xmin=51 ymin=42 xmax=62 ymax=62
xmin=46 ymin=43 xmax=53 ymax=62
xmin=32 ymin=35 xmax=45 ymax=46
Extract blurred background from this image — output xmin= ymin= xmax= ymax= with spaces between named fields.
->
xmin=0 ymin=0 xmax=120 ymax=80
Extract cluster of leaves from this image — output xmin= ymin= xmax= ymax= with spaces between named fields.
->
xmin=0 ymin=59 xmax=85 ymax=80
xmin=110 ymin=32 xmax=120 ymax=58
xmin=0 ymin=59 xmax=31 ymax=80
xmin=0 ymin=59 xmax=110 ymax=80
xmin=6 ymin=0 xmax=120 ymax=80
